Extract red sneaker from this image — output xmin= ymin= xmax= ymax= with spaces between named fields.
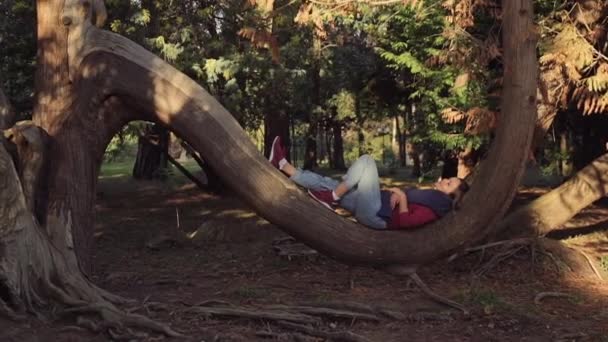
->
xmin=269 ymin=136 xmax=286 ymax=169
xmin=308 ymin=190 xmax=337 ymax=210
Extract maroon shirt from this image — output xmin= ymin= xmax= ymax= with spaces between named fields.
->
xmin=387 ymin=203 xmax=438 ymax=229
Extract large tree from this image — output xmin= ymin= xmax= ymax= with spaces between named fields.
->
xmin=0 ymin=0 xmax=537 ymax=333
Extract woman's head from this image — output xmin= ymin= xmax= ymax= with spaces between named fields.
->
xmin=434 ymin=177 xmax=470 ymax=202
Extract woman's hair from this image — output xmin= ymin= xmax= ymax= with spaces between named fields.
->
xmin=450 ymin=178 xmax=470 ymax=209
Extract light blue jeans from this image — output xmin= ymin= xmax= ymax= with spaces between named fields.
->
xmin=290 ymin=155 xmax=387 ymax=229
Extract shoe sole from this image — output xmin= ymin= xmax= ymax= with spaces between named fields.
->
xmin=269 ymin=136 xmax=280 ymax=164
xmin=308 ymin=190 xmax=334 ymax=210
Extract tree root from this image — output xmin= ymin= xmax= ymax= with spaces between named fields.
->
xmin=384 ymin=266 xmax=469 ymax=315
xmin=408 ymin=273 xmax=470 ymax=315
xmin=61 ymin=303 xmax=183 ymax=337
xmin=534 ymin=291 xmax=575 ymax=305
xmin=0 ymin=140 xmax=182 ymax=340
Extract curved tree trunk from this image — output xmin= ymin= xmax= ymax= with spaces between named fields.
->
xmin=495 ymin=152 xmax=608 ymax=238
xmin=58 ymin=0 xmax=537 ymax=267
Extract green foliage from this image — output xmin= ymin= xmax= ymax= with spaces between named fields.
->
xmin=0 ymin=0 xmax=36 ymax=116
xmin=600 ymin=256 xmax=608 ymax=273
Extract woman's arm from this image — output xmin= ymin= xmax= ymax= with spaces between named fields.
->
xmin=389 ymin=204 xmax=438 ymax=229
xmin=388 ymin=188 xmax=409 ymax=213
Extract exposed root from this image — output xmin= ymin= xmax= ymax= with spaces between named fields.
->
xmin=578 ymin=250 xmax=603 ymax=281
xmin=182 ymin=305 xmax=322 ymax=325
xmin=61 ymin=303 xmax=183 ymax=337
xmin=0 ymin=299 xmax=25 ymax=321
xmin=408 ymin=273 xmax=470 ymax=315
xmin=0 ymin=140 xmax=181 ymax=340
xmin=534 ymin=291 xmax=575 ymax=305
xmin=475 ymin=245 xmax=527 ymax=277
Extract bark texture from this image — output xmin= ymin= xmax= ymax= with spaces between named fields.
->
xmin=58 ymin=0 xmax=537 ymax=267
xmin=496 ymin=152 xmax=608 ymax=238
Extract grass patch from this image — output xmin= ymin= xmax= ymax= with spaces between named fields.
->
xmin=232 ymin=286 xmax=270 ymax=299
xmin=457 ymin=288 xmax=507 ymax=314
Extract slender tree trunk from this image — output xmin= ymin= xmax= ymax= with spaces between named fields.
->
xmin=133 ymin=123 xmax=170 ymax=180
xmin=0 ymin=80 xmax=16 ymax=130
xmin=400 ymin=110 xmax=407 ymax=167
xmin=407 ymin=142 xmax=421 ymax=177
xmin=303 ymin=123 xmax=317 ymax=169
xmin=332 ymin=122 xmax=345 ymax=170
xmin=325 ymin=124 xmax=334 ymax=168
xmin=559 ymin=130 xmax=572 ymax=177
xmin=304 ymin=37 xmax=322 ymax=170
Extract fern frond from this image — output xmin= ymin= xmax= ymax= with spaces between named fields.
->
xmin=546 ymin=24 xmax=595 ymax=71
xmin=238 ymin=27 xmax=281 ymax=63
xmin=441 ymin=108 xmax=466 ymax=124
xmin=464 ymin=107 xmax=498 ymax=135
xmin=584 ymin=63 xmax=608 ymax=92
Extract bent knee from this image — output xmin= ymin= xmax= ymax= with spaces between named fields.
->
xmin=358 ymin=154 xmax=374 ymax=164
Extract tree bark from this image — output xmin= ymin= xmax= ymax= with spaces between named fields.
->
xmin=59 ymin=0 xmax=536 ymax=266
xmin=495 ymin=152 xmax=608 ymax=238
xmin=31 ymin=0 xmax=135 ymax=272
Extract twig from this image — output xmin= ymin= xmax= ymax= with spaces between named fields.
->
xmin=409 ymin=273 xmax=470 ymax=315
xmin=534 ymin=291 xmax=575 ymax=305
xmin=578 ymin=250 xmax=603 ymax=281
xmin=276 ymin=320 xmax=372 ymax=342
xmin=476 ymin=245 xmax=527 ymax=276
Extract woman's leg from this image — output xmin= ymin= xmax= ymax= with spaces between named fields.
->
xmin=337 ymin=155 xmax=386 ymax=229
xmin=285 ymin=161 xmax=340 ymax=191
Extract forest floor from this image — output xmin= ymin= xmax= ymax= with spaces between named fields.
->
xmin=1 ymin=167 xmax=608 ymax=342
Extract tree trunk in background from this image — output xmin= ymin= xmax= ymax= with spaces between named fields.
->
xmin=441 ymin=151 xmax=458 ymax=179
xmin=407 ymin=142 xmax=421 ymax=177
xmin=0 ymin=80 xmax=16 ymax=130
xmin=559 ymin=130 xmax=572 ymax=178
xmin=400 ymin=111 xmax=407 ymax=167
xmin=133 ymin=123 xmax=170 ymax=180
xmin=392 ymin=115 xmax=404 ymax=166
xmin=303 ymin=123 xmax=317 ymax=169
xmin=325 ymin=125 xmax=334 ymax=167
xmin=355 ymin=93 xmax=365 ymax=156
xmin=316 ymin=126 xmax=327 ymax=163
xmin=304 ymin=36 xmax=322 ymax=170
xmin=332 ymin=122 xmax=345 ymax=170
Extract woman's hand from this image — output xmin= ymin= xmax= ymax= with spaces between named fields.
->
xmin=387 ymin=187 xmax=408 ymax=213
